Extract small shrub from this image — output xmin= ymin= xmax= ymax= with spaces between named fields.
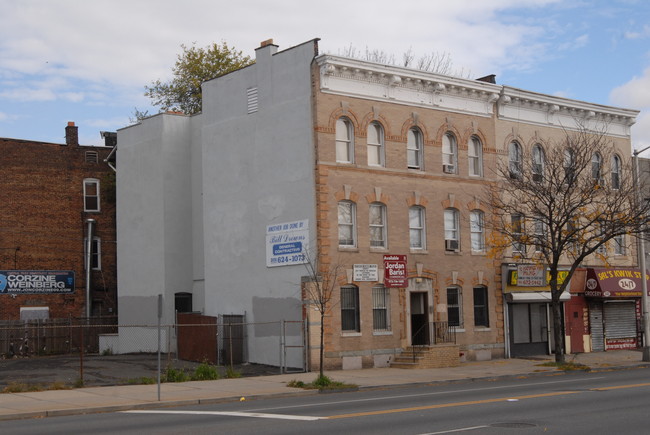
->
xmin=225 ymin=367 xmax=242 ymax=379
xmin=164 ymin=366 xmax=190 ymax=383
xmin=191 ymin=362 xmax=220 ymax=381
xmin=3 ymin=382 xmax=31 ymax=393
xmin=48 ymin=382 xmax=71 ymax=391
xmin=73 ymin=378 xmax=84 ymax=388
xmin=101 ymin=348 xmax=114 ymax=356
xmin=127 ymin=377 xmax=156 ymax=385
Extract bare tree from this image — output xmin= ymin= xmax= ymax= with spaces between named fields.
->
xmin=337 ymin=44 xmax=470 ymax=78
xmin=486 ymin=125 xmax=650 ymax=362
xmin=301 ymin=250 xmax=345 ymax=378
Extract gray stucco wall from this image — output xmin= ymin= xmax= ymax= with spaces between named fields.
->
xmin=200 ymin=42 xmax=318 ymax=332
xmin=117 ymin=114 xmax=194 ymax=325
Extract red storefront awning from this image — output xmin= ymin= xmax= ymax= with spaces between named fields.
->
xmin=585 ymin=268 xmax=650 ymax=298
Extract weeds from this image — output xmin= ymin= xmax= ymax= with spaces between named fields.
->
xmin=191 ymin=362 xmax=220 ymax=381
xmin=287 ymin=375 xmax=357 ymax=391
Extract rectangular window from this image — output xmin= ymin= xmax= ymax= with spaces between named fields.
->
xmin=83 ymin=179 xmax=100 ymax=212
xmin=534 ymin=216 xmax=546 ymax=253
xmin=84 ymin=237 xmax=101 ymax=270
xmin=409 ymin=207 xmax=426 ymax=249
xmin=444 ymin=209 xmax=460 ymax=251
xmin=338 ymin=201 xmax=356 ymax=247
xmin=470 ymin=211 xmax=484 ymax=252
xmin=511 ymin=214 xmax=525 ymax=255
xmin=614 ymin=234 xmax=626 ymax=255
xmin=473 ymin=287 xmax=489 ymax=327
xmin=372 ymin=285 xmax=390 ymax=331
xmin=341 ymin=286 xmax=360 ymax=332
xmin=369 ymin=203 xmax=387 ymax=248
xmin=447 ymin=287 xmax=462 ymax=327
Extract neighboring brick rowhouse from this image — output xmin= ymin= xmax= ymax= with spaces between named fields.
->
xmin=0 ymin=123 xmax=117 ymax=320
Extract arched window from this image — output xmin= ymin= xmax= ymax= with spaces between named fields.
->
xmin=407 ymin=128 xmax=423 ymax=169
xmin=335 ymin=117 xmax=354 ymax=163
xmin=508 ymin=142 xmax=522 ymax=178
xmin=442 ymin=133 xmax=458 ymax=174
xmin=532 ymin=144 xmax=544 ymax=183
xmin=338 ymin=200 xmax=356 ymax=247
xmin=611 ymin=154 xmax=621 ymax=190
xmin=564 ymin=148 xmax=575 ymax=184
xmin=409 ymin=206 xmax=426 ymax=249
xmin=367 ymin=122 xmax=384 ymax=166
xmin=468 ymin=136 xmax=483 ymax=177
xmin=369 ymin=202 xmax=387 ymax=248
xmin=592 ymin=153 xmax=603 ymax=183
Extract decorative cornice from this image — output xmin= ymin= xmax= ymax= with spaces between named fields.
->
xmin=316 ymin=55 xmax=639 ymax=138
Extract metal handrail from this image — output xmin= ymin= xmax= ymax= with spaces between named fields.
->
xmin=409 ymin=322 xmax=456 ymax=362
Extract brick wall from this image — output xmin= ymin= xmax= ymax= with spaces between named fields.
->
xmin=0 ymin=126 xmax=116 ymax=320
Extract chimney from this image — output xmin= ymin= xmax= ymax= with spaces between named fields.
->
xmin=65 ymin=121 xmax=78 ymax=146
xmin=255 ymin=38 xmax=278 ymax=60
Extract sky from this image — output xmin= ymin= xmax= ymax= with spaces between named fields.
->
xmin=1 ymin=0 xmax=650 ymax=153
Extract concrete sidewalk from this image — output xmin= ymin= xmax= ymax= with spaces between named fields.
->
xmin=0 ymin=350 xmax=647 ymax=421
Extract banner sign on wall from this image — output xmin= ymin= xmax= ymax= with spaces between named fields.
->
xmin=384 ymin=255 xmax=408 ymax=288
xmin=0 ymin=271 xmax=75 ymax=294
xmin=353 ymin=264 xmax=378 ymax=282
xmin=266 ymin=219 xmax=309 ymax=267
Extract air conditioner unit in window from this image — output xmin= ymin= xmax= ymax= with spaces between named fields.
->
xmin=445 ymin=239 xmax=459 ymax=252
xmin=443 ymin=164 xmax=455 ymax=174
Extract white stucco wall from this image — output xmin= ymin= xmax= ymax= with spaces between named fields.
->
xmin=201 ymin=41 xmax=317 ymax=319
xmin=117 ymin=114 xmax=194 ymax=326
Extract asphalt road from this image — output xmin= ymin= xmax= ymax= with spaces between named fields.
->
xmin=1 ymin=366 xmax=649 ymax=434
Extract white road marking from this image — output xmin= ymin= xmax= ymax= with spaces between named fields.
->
xmin=122 ymin=409 xmax=322 ymax=421
xmin=418 ymin=426 xmax=489 ymax=434
xmin=247 ymin=376 xmax=607 ymax=413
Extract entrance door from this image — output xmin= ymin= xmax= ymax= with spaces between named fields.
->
xmin=565 ymin=297 xmax=587 ymax=353
xmin=410 ymin=292 xmax=428 ymax=345
xmin=509 ymin=303 xmax=549 ymax=357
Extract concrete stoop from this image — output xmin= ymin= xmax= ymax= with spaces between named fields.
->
xmin=391 ymin=344 xmax=461 ymax=369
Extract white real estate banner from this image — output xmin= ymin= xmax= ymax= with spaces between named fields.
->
xmin=353 ymin=264 xmax=378 ymax=281
xmin=266 ymin=219 xmax=309 ymax=267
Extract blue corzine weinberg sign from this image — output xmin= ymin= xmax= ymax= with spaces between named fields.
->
xmin=0 ymin=271 xmax=75 ymax=294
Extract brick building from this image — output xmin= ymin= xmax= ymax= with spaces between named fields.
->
xmin=116 ymin=39 xmax=638 ymax=370
xmin=0 ymin=123 xmax=117 ymax=320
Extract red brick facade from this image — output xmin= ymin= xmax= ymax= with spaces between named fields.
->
xmin=0 ymin=123 xmax=116 ymax=320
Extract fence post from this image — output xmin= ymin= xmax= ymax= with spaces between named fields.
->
xmin=280 ymin=320 xmax=285 ymax=374
xmin=79 ymin=324 xmax=84 ymax=385
xmin=157 ymin=294 xmax=162 ymax=402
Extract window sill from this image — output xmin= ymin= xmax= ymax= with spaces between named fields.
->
xmin=452 ymin=328 xmax=465 ymax=333
xmin=370 ymin=247 xmax=389 ymax=253
xmin=410 ymin=249 xmax=428 ymax=255
xmin=373 ymin=331 xmax=393 ymax=336
xmin=444 ymin=251 xmax=462 ymax=255
xmin=338 ymin=246 xmax=359 ymax=252
xmin=471 ymin=250 xmax=486 ymax=256
xmin=474 ymin=327 xmax=491 ymax=332
xmin=342 ymin=332 xmax=361 ymax=337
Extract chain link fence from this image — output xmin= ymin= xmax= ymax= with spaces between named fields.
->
xmin=0 ymin=317 xmax=307 ymax=390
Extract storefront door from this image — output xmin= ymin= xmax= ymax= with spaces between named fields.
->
xmin=509 ymin=303 xmax=549 ymax=357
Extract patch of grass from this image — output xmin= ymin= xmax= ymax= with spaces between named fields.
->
xmin=73 ymin=378 xmax=84 ymax=388
xmin=538 ymin=361 xmax=590 ymax=371
xmin=287 ymin=375 xmax=357 ymax=391
xmin=127 ymin=376 xmax=156 ymax=385
xmin=191 ymin=362 xmax=221 ymax=381
xmin=224 ymin=366 xmax=242 ymax=379
xmin=2 ymin=381 xmax=72 ymax=393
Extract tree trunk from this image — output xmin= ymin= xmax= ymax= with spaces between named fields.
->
xmin=552 ymin=298 xmax=565 ymax=363
xmin=319 ymin=312 xmax=325 ymax=378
